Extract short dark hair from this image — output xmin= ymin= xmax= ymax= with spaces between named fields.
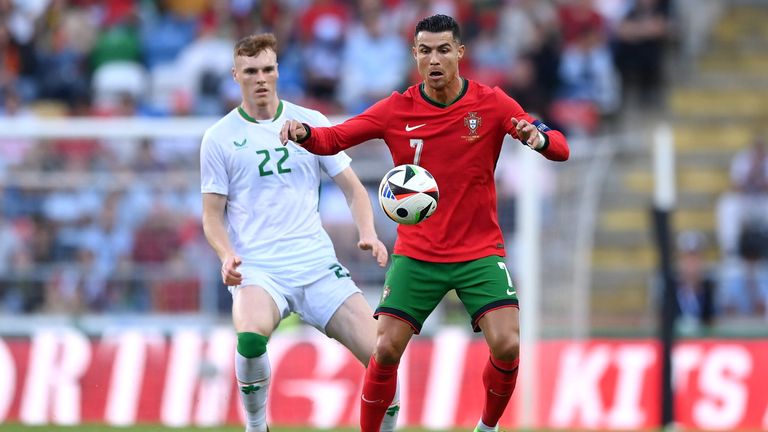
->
xmin=234 ymin=33 xmax=278 ymax=58
xmin=414 ymin=14 xmax=461 ymax=43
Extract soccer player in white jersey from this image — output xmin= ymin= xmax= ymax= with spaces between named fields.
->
xmin=200 ymin=33 xmax=400 ymax=432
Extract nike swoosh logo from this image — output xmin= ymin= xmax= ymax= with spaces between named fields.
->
xmin=507 ymin=289 xmax=516 ymax=296
xmin=405 ymin=123 xmax=426 ymax=132
xmin=361 ymin=395 xmax=384 ymax=404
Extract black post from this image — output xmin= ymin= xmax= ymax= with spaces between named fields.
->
xmin=652 ymin=207 xmax=675 ymax=429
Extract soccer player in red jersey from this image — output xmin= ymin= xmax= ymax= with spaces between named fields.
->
xmin=281 ymin=14 xmax=569 ymax=432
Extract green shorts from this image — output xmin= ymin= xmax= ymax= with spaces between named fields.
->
xmin=374 ymin=255 xmax=519 ymax=334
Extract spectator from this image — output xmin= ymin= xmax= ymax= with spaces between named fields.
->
xmin=2 ymin=0 xmax=47 ymax=100
xmin=612 ymin=0 xmax=672 ymax=106
xmin=89 ymin=10 xmax=141 ymax=71
xmin=557 ymin=0 xmax=605 ymax=46
xmin=338 ymin=0 xmax=408 ymax=114
xmin=0 ymin=247 xmax=43 ymax=312
xmin=498 ymin=0 xmax=560 ymax=118
xmin=299 ymin=0 xmax=349 ymax=101
xmin=467 ymin=12 xmax=515 ymax=88
xmin=555 ymin=26 xmax=620 ymax=134
xmin=716 ymin=136 xmax=768 ymax=257
xmin=140 ymin=0 xmax=199 ymax=69
xmin=716 ymin=136 xmax=768 ymax=320
xmin=0 ymin=88 xmax=36 ymax=178
xmin=0 ymin=214 xmax=21 ymax=274
xmin=674 ymin=230 xmax=717 ymax=328
xmin=132 ymin=206 xmax=181 ymax=264
xmin=35 ymin=23 xmax=90 ymax=108
xmin=79 ymin=195 xmax=134 ymax=276
xmin=498 ymin=0 xmax=559 ymax=63
xmin=719 ymin=254 xmax=768 ymax=319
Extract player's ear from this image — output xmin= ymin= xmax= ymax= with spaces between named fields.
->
xmin=457 ymin=44 xmax=465 ymax=60
xmin=411 ymin=45 xmax=418 ymax=60
xmin=231 ymin=67 xmax=237 ymax=82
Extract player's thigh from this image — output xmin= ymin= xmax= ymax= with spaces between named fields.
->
xmin=300 ymin=263 xmax=362 ymax=332
xmin=378 ymin=255 xmax=452 ymax=334
xmin=231 ymin=284 xmax=282 ymax=336
xmin=453 ymin=256 xmax=519 ymax=332
xmin=325 ymin=292 xmax=376 ymax=365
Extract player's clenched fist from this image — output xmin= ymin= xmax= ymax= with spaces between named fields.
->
xmin=511 ymin=117 xmax=544 ymax=150
xmin=280 ymin=120 xmax=308 ymax=144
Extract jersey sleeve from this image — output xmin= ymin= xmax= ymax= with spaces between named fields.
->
xmin=319 ymin=152 xmax=352 ymax=177
xmin=494 ymin=87 xmax=570 ymax=161
xmin=303 ymin=108 xmax=353 ymax=177
xmin=301 ymin=95 xmax=391 ymax=155
xmin=200 ymin=130 xmax=228 ymax=195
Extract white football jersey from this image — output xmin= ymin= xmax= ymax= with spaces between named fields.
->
xmin=200 ymin=101 xmax=351 ymax=280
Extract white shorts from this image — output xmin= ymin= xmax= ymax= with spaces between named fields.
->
xmin=228 ymin=262 xmax=360 ymax=332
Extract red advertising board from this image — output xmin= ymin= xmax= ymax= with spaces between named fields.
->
xmin=0 ymin=328 xmax=766 ymax=430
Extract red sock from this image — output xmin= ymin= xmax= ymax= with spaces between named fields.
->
xmin=360 ymin=355 xmax=399 ymax=432
xmin=481 ymin=355 xmax=519 ymax=427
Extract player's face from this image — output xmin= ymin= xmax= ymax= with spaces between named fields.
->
xmin=413 ymin=31 xmax=464 ymax=90
xmin=233 ymin=49 xmax=279 ymax=107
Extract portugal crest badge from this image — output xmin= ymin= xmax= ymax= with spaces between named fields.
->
xmin=463 ymin=112 xmax=482 ymax=141
xmin=464 ymin=112 xmax=482 ymax=135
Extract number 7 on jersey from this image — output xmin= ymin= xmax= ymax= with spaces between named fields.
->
xmin=409 ymin=139 xmax=423 ymax=165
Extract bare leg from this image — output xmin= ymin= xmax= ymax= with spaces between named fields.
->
xmin=325 ymin=294 xmax=403 ymax=431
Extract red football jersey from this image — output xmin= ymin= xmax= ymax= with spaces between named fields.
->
xmin=302 ymin=79 xmax=569 ymax=262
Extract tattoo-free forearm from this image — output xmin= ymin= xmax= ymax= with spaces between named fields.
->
xmin=345 ymin=183 xmax=378 ymax=240
xmin=202 ymin=212 xmax=236 ymax=263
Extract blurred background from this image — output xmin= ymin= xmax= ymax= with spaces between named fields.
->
xmin=1 ymin=0 xmax=768 ymax=429
xmin=2 ymin=0 xmax=766 ymax=336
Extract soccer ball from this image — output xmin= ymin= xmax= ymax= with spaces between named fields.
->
xmin=378 ymin=164 xmax=439 ymax=225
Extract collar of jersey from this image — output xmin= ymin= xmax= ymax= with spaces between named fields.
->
xmin=238 ymin=100 xmax=283 ymax=123
xmin=419 ymin=78 xmax=468 ymax=108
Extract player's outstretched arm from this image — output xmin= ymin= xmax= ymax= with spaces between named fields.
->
xmin=282 ymin=100 xmax=389 ymax=155
xmin=202 ymin=193 xmax=243 ymax=285
xmin=332 ymin=167 xmax=388 ymax=267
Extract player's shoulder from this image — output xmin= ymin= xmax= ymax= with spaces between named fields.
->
xmin=468 ymin=79 xmax=508 ymax=99
xmin=469 ymin=80 xmax=523 ymax=111
xmin=281 ymin=100 xmax=331 ymax=126
xmin=400 ymin=83 xmax=421 ymax=100
xmin=203 ymin=108 xmax=241 ymax=142
xmin=381 ymin=83 xmax=420 ymax=108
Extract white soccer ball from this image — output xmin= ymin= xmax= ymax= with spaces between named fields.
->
xmin=378 ymin=164 xmax=439 ymax=225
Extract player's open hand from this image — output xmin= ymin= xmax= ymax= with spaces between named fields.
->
xmin=357 ymin=236 xmax=388 ymax=267
xmin=221 ymin=255 xmax=243 ymax=286
xmin=280 ymin=120 xmax=308 ymax=145
xmin=511 ymin=117 xmax=543 ymax=150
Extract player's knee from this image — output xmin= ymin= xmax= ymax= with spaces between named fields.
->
xmin=489 ymin=333 xmax=519 ymax=361
xmin=374 ymin=339 xmax=404 ymax=365
xmin=237 ymin=332 xmax=269 ymax=358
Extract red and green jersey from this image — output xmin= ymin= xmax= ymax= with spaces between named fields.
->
xmin=302 ymin=79 xmax=569 ymax=262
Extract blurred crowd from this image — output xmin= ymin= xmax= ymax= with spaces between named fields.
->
xmin=674 ymin=135 xmax=768 ymax=329
xmin=0 ymin=0 xmax=679 ymax=316
xmin=0 ymin=0 xmax=674 ymax=127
